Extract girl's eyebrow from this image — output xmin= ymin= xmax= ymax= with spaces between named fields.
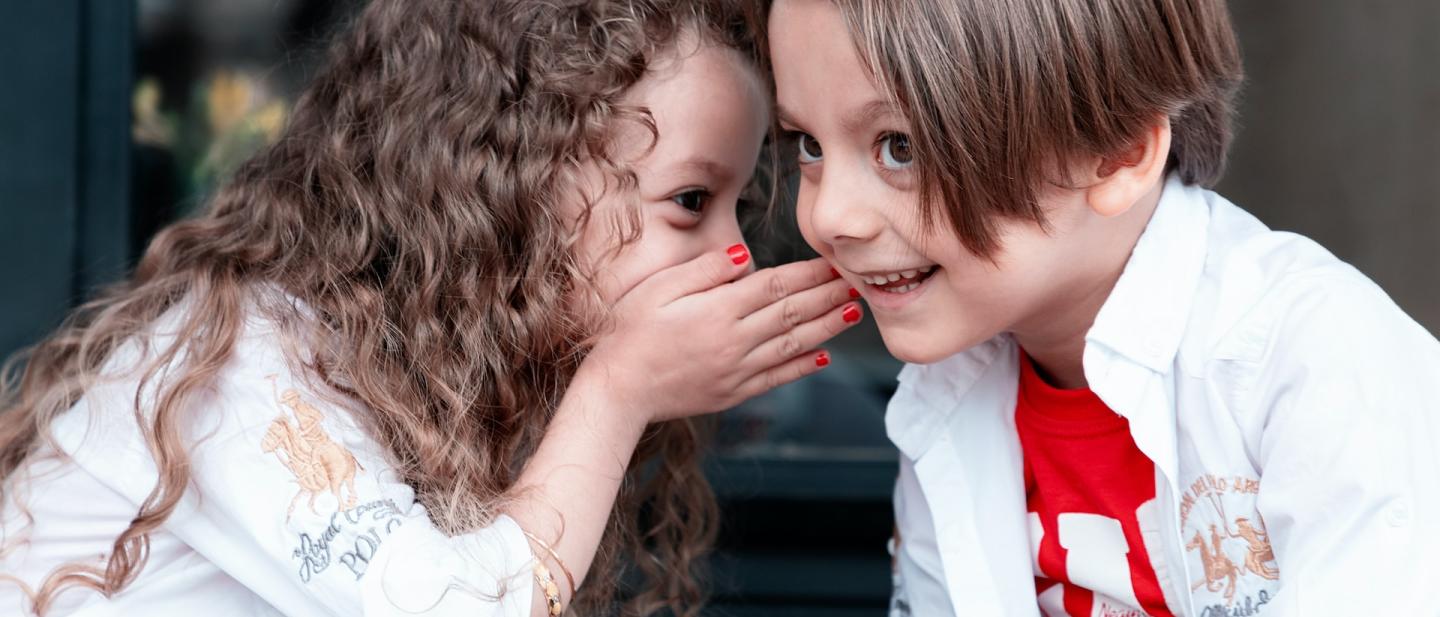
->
xmin=673 ymin=157 xmax=736 ymax=186
xmin=776 ymin=105 xmax=804 ymax=129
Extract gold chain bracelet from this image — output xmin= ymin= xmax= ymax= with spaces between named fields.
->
xmin=522 ymin=530 xmax=577 ymax=598
xmin=532 ymin=562 xmax=563 ymax=616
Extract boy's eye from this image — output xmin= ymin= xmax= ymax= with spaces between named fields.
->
xmin=878 ymin=133 xmax=914 ymax=170
xmin=670 ymin=189 xmax=711 ymax=214
xmin=797 ymin=133 xmax=824 ymax=163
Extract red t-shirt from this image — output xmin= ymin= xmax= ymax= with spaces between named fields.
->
xmin=1017 ymin=353 xmax=1174 ymax=617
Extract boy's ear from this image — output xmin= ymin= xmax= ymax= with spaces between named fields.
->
xmin=1085 ymin=116 xmax=1173 ymax=218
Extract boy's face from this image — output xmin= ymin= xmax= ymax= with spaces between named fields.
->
xmin=770 ymin=0 xmax=1107 ymax=364
xmin=576 ymin=38 xmax=769 ymax=306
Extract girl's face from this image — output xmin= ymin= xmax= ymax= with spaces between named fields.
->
xmin=578 ymin=38 xmax=769 ymax=305
xmin=769 ymin=0 xmax=1107 ymax=364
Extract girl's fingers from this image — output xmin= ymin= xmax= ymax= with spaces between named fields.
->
xmin=733 ymin=348 xmax=834 ymax=402
xmin=724 ymin=257 xmax=840 ymax=318
xmin=743 ymin=301 xmax=863 ymax=369
xmin=633 ymin=244 xmax=753 ymax=305
xmin=741 ymin=276 xmax=857 ymax=341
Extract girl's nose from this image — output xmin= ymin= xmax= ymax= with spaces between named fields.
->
xmin=705 ymin=208 xmax=755 ymax=272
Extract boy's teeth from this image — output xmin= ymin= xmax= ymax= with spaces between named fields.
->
xmin=859 ymin=266 xmax=938 ymax=288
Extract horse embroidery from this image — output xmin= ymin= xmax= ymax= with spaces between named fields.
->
xmin=261 ymin=375 xmax=362 ymax=520
xmin=1231 ymin=517 xmax=1281 ymax=580
xmin=1187 ymin=525 xmax=1240 ymax=606
xmin=1180 ymin=474 xmax=1282 ymax=608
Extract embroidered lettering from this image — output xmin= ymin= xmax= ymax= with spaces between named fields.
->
xmin=1199 ymin=590 xmax=1272 ymax=616
xmin=290 ymin=499 xmax=404 ymax=582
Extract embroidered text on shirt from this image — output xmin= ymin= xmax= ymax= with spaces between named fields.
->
xmin=291 ymin=499 xmax=405 ymax=582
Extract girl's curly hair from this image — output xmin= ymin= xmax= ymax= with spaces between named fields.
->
xmin=0 ymin=1 xmax=764 ymax=614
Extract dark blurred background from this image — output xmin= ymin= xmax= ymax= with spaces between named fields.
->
xmin=1 ymin=1 xmax=1436 ymax=615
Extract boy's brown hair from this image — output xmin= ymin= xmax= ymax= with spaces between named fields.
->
xmin=757 ymin=0 xmax=1244 ymax=256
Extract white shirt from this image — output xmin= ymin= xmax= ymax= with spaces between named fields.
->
xmin=886 ymin=175 xmax=1440 ymax=617
xmin=1 ymin=303 xmax=535 ymax=616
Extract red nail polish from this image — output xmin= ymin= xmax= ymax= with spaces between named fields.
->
xmin=842 ymin=304 xmax=862 ymax=323
xmin=830 ymin=267 xmax=841 ymax=278
xmin=727 ymin=244 xmax=749 ymax=265
xmin=815 ymin=351 xmax=830 ymax=367
xmin=848 ymin=287 xmax=861 ymax=299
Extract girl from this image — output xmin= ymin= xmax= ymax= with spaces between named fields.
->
xmin=761 ymin=0 xmax=1440 ymax=615
xmin=0 ymin=1 xmax=863 ymax=616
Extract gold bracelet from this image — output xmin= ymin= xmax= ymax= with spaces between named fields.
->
xmin=533 ymin=562 xmax=563 ymax=616
xmin=522 ymin=530 xmax=578 ymax=598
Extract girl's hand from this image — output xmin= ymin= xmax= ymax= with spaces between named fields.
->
xmin=580 ymin=244 xmax=862 ymax=428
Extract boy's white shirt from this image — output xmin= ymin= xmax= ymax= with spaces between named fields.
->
xmin=0 ymin=300 xmax=535 ymax=616
xmin=887 ymin=175 xmax=1440 ymax=617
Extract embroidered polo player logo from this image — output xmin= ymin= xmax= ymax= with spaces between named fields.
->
xmin=262 ymin=375 xmax=362 ymax=520
xmin=1187 ymin=525 xmax=1240 ymax=605
xmin=1179 ymin=474 xmax=1280 ymax=610
xmin=1231 ymin=517 xmax=1281 ymax=580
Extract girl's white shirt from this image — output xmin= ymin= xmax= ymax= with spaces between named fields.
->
xmin=887 ymin=175 xmax=1440 ymax=617
xmin=1 ymin=299 xmax=534 ymax=616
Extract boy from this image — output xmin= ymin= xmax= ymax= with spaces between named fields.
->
xmin=761 ymin=0 xmax=1440 ymax=614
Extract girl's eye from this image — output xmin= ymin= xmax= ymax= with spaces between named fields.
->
xmin=878 ymin=132 xmax=914 ymax=170
xmin=671 ymin=189 xmax=711 ymax=214
xmin=797 ymin=133 xmax=824 ymax=163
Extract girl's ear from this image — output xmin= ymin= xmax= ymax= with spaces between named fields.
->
xmin=1085 ymin=116 xmax=1173 ymax=218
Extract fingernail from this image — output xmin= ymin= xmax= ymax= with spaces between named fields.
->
xmin=842 ymin=304 xmax=862 ymax=323
xmin=727 ymin=244 xmax=749 ymax=265
xmin=829 ymin=267 xmax=841 ymax=278
xmin=848 ymin=287 xmax=861 ymax=299
xmin=815 ymin=351 xmax=830 ymax=367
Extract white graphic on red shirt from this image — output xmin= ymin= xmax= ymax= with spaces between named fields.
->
xmin=1016 ymin=351 xmax=1175 ymax=617
xmin=1029 ymin=504 xmax=1167 ymax=617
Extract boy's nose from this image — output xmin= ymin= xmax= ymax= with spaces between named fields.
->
xmin=808 ymin=169 xmax=885 ymax=246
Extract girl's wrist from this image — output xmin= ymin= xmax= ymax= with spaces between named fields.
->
xmin=560 ymin=365 xmax=650 ymax=448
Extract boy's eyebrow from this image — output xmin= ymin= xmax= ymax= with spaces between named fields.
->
xmin=776 ymin=99 xmax=902 ymax=135
xmin=841 ymin=100 xmax=903 ymax=135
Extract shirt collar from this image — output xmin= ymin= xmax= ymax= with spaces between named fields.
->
xmin=886 ymin=175 xmax=1211 ymax=458
xmin=1085 ymin=173 xmax=1212 ymax=374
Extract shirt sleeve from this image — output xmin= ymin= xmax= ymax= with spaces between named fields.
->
xmin=1248 ymin=273 xmax=1440 ymax=615
xmin=51 ymin=334 xmax=535 ymax=617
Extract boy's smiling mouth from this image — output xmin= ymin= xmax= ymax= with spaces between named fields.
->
xmin=855 ymin=265 xmax=939 ymax=294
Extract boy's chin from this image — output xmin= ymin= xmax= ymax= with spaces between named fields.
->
xmin=880 ymin=328 xmax=990 ymax=366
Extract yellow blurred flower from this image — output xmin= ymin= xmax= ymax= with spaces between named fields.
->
xmin=132 ymin=77 xmax=174 ymax=146
xmin=207 ymin=71 xmax=255 ymax=135
xmin=252 ymin=101 xmax=288 ymax=143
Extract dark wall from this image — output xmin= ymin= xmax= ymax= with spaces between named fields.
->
xmin=0 ymin=0 xmax=132 ymax=360
xmin=1222 ymin=2 xmax=1440 ymax=332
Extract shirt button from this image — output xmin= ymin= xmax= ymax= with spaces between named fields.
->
xmin=1387 ymin=500 xmax=1410 ymax=527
